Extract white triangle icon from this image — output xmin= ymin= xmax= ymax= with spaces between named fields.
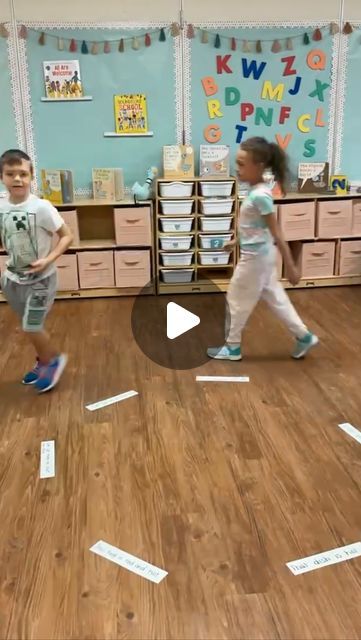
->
xmin=167 ymin=302 xmax=200 ymax=340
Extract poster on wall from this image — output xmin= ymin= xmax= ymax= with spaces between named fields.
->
xmin=114 ymin=94 xmax=148 ymax=134
xmin=43 ymin=60 xmax=83 ymax=99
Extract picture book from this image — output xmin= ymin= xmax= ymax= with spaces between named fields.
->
xmin=114 ymin=94 xmax=148 ymax=134
xmin=92 ymin=168 xmax=124 ymax=201
xmin=43 ymin=60 xmax=83 ymax=99
xmin=199 ymin=145 xmax=230 ymax=177
xmin=41 ymin=169 xmax=74 ymax=205
xmin=298 ymin=162 xmax=329 ymax=193
xmin=330 ymin=175 xmax=348 ymax=195
xmin=60 ymin=171 xmax=74 ymax=203
xmin=163 ymin=145 xmax=195 ymax=178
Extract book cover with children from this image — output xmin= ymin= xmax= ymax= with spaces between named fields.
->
xmin=200 ymin=145 xmax=230 ymax=177
xmin=114 ymin=94 xmax=148 ymax=134
xmin=43 ymin=60 xmax=83 ymax=99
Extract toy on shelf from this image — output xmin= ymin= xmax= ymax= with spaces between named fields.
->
xmin=132 ymin=166 xmax=158 ymax=202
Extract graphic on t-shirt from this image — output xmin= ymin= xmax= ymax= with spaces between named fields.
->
xmin=1 ymin=210 xmax=38 ymax=275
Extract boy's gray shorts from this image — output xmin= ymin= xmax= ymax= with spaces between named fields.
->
xmin=1 ymin=272 xmax=57 ymax=332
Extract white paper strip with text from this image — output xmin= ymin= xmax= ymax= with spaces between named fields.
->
xmin=338 ymin=422 xmax=361 ymax=445
xmin=90 ymin=540 xmax=167 ymax=584
xmin=40 ymin=440 xmax=55 ymax=479
xmin=196 ymin=376 xmax=249 ymax=383
xmin=86 ymin=390 xmax=138 ymax=411
xmin=287 ymin=542 xmax=361 ymax=576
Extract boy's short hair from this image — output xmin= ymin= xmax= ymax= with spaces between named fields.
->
xmin=0 ymin=149 xmax=33 ymax=176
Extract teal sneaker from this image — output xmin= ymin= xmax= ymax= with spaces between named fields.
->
xmin=207 ymin=345 xmax=242 ymax=361
xmin=292 ymin=332 xmax=319 ymax=359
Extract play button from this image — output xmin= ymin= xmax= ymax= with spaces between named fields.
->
xmin=167 ymin=302 xmax=200 ymax=340
xmin=131 ymin=275 xmax=228 ymax=370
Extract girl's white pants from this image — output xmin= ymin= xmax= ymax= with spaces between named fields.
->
xmin=226 ymin=245 xmax=308 ymax=344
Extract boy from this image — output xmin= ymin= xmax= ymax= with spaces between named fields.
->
xmin=0 ymin=149 xmax=73 ymax=392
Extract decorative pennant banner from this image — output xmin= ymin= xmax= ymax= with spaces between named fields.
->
xmin=0 ymin=23 xmax=9 ymax=38
xmin=197 ymin=23 xmax=356 ymax=53
xmin=16 ymin=25 xmax=180 ymax=53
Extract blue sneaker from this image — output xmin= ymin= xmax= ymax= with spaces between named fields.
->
xmin=35 ymin=354 xmax=68 ymax=393
xmin=292 ymin=333 xmax=319 ymax=359
xmin=207 ymin=345 xmax=242 ymax=361
xmin=22 ymin=358 xmax=42 ymax=385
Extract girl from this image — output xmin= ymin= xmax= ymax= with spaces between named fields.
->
xmin=207 ymin=136 xmax=318 ymax=361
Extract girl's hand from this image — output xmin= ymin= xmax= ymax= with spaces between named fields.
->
xmin=263 ymin=213 xmax=300 ymax=285
xmin=223 ymin=239 xmax=236 ymax=251
xmin=287 ymin=265 xmax=301 ymax=286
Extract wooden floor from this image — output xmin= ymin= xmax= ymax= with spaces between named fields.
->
xmin=1 ymin=286 xmax=361 ymax=640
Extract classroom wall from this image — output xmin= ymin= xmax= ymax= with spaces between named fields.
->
xmin=2 ymin=0 xmax=361 ymax=191
xmin=10 ymin=0 xmax=343 ymax=22
xmin=26 ymin=26 xmax=177 ymax=191
xmin=0 ymin=0 xmax=10 ymax=21
xmin=189 ymin=25 xmax=333 ymax=182
xmin=184 ymin=0 xmax=341 ymax=22
xmin=344 ymin=0 xmax=361 ymax=20
xmin=11 ymin=0 xmax=179 ymax=22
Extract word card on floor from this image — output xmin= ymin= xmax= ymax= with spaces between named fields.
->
xmin=86 ymin=390 xmax=138 ymax=411
xmin=40 ymin=440 xmax=55 ymax=479
xmin=287 ymin=541 xmax=361 ymax=575
xmin=90 ymin=540 xmax=168 ymax=584
xmin=338 ymin=422 xmax=361 ymax=445
xmin=196 ymin=376 xmax=250 ymax=383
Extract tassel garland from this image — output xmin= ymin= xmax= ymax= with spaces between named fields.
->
xmin=271 ymin=39 xmax=281 ymax=53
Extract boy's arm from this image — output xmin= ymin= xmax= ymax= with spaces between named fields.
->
xmin=28 ymin=224 xmax=73 ymax=274
xmin=49 ymin=223 xmax=73 ymax=261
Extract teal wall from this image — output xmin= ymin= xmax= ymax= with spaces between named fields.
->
xmin=190 ymin=27 xmax=333 ymax=180
xmin=0 ymin=37 xmax=18 ymax=192
xmin=25 ymin=28 xmax=177 ymax=190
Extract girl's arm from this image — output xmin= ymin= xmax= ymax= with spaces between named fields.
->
xmin=264 ymin=212 xmax=300 ymax=286
xmin=223 ymin=237 xmax=237 ymax=251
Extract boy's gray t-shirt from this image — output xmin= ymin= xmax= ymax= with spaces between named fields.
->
xmin=0 ymin=194 xmax=64 ymax=284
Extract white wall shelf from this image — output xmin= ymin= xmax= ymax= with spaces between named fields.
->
xmin=41 ymin=96 xmax=93 ymax=102
xmin=103 ymin=132 xmax=154 ymax=138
